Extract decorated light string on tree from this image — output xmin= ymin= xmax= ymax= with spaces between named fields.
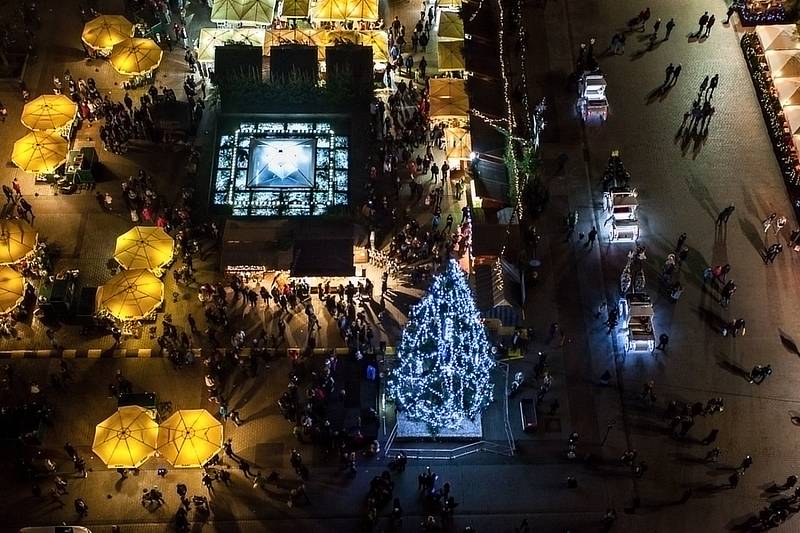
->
xmin=388 ymin=259 xmax=494 ymax=431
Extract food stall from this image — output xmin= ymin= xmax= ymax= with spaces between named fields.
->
xmin=621 ymin=293 xmax=655 ymax=351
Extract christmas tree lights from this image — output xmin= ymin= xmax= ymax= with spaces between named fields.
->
xmin=388 ymin=259 xmax=494 ymax=431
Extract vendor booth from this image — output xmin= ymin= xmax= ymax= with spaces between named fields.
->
xmin=211 ymin=0 xmax=246 ymax=24
xmin=437 ymin=40 xmax=465 ymax=71
xmin=12 ymin=131 xmax=69 ymax=175
xmin=756 ymin=24 xmax=800 ymax=51
xmin=621 ymin=293 xmax=655 ymax=352
xmin=313 ymin=0 xmax=379 ymax=21
xmin=81 ymin=14 xmax=134 ymax=57
xmin=445 ymin=126 xmax=472 ymax=161
xmin=429 ymin=78 xmax=469 ymax=119
xmin=765 ymin=50 xmax=800 ymax=78
xmin=775 ymin=77 xmax=800 ymax=106
xmin=239 ymin=0 xmax=276 ymax=25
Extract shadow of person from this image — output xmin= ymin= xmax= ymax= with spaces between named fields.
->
xmin=778 ymin=329 xmax=800 ymax=356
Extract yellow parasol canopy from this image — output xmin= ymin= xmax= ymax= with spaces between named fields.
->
xmin=313 ymin=0 xmax=349 ymax=21
xmin=93 ymin=406 xmax=158 ymax=468
xmin=445 ymin=126 xmax=472 ymax=160
xmin=12 ymin=131 xmax=68 ymax=174
xmin=281 ymin=0 xmax=310 ymax=18
xmin=429 ymin=78 xmax=469 ymax=119
xmin=437 ymin=40 xmax=465 ymax=71
xmin=0 ymin=267 xmax=24 ymax=315
xmin=114 ymin=226 xmax=175 ymax=272
xmin=110 ymin=38 xmax=164 ymax=75
xmin=157 ymin=409 xmax=224 ymax=468
xmin=437 ymin=11 xmax=464 ymax=40
xmin=0 ymin=220 xmax=38 ymax=265
xmin=21 ymin=94 xmax=77 ymax=131
xmin=99 ymin=269 xmax=164 ymax=321
xmin=82 ymin=14 xmax=134 ymax=52
xmin=345 ymin=0 xmax=378 ymax=21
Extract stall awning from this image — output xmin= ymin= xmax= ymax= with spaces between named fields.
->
xmin=766 ymin=50 xmax=800 ymax=79
xmin=197 ymin=27 xmax=267 ymax=62
xmin=429 ymin=78 xmax=469 ymax=119
xmin=313 ymin=0 xmax=378 ymax=20
xmin=757 ymin=24 xmax=800 ymax=51
xmin=239 ymin=0 xmax=276 ymax=25
xmin=437 ymin=11 xmax=464 ymax=40
xmin=445 ymin=126 xmax=471 ymax=160
xmin=473 ymin=260 xmax=521 ymax=326
xmin=211 ymin=0 xmax=246 ymax=23
xmin=787 ymin=106 xmax=800 ymax=135
xmin=280 ymin=0 xmax=310 ymax=17
xmin=359 ymin=30 xmax=388 ymax=63
xmin=437 ymin=40 xmax=465 ymax=71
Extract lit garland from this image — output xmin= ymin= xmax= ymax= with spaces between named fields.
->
xmin=737 ymin=3 xmax=787 ymax=26
xmin=387 ymin=259 xmax=494 ymax=430
xmin=741 ymin=32 xmax=800 ymax=194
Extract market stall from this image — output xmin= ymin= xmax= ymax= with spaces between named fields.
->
xmin=81 ymin=14 xmax=134 ymax=57
xmin=313 ymin=0 xmax=378 ymax=21
xmin=157 ymin=409 xmax=223 ymax=468
xmin=97 ymin=268 xmax=164 ymax=321
xmin=756 ymin=24 xmax=800 ymax=51
xmin=437 ymin=40 xmax=465 ymax=71
xmin=765 ymin=50 xmax=800 ymax=78
xmin=12 ymin=131 xmax=69 ymax=174
xmin=92 ymin=406 xmax=158 ymax=469
xmin=210 ymin=0 xmax=246 ymax=24
xmin=113 ymin=226 xmax=175 ymax=274
xmin=21 ymin=94 xmax=77 ymax=132
xmin=359 ymin=30 xmax=388 ymax=64
xmin=279 ymin=0 xmax=310 ymax=18
xmin=429 ymin=78 xmax=469 ymax=119
xmin=109 ymin=37 xmax=164 ymax=76
xmin=774 ymin=77 xmax=800 ymax=106
xmin=437 ymin=11 xmax=464 ymax=40
xmin=238 ymin=0 xmax=276 ymax=25
xmin=197 ymin=27 xmax=267 ymax=63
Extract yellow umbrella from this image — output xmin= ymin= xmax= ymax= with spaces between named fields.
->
xmin=437 ymin=40 xmax=465 ymax=71
xmin=82 ymin=14 xmax=134 ymax=52
xmin=281 ymin=0 xmax=309 ymax=18
xmin=21 ymin=94 xmax=77 ymax=131
xmin=0 ymin=220 xmax=37 ymax=265
xmin=93 ymin=406 xmax=158 ymax=468
xmin=437 ymin=11 xmax=464 ymax=40
xmin=99 ymin=269 xmax=164 ymax=321
xmin=114 ymin=226 xmax=174 ymax=272
xmin=109 ymin=38 xmax=164 ymax=75
xmin=157 ymin=409 xmax=223 ymax=468
xmin=0 ymin=267 xmax=24 ymax=314
xmin=12 ymin=131 xmax=68 ymax=174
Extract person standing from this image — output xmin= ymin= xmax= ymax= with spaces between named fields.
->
xmin=724 ymin=5 xmax=735 ymax=24
xmin=763 ymin=212 xmax=777 ymax=233
xmin=716 ymin=203 xmax=734 ymax=225
xmin=664 ymin=18 xmax=675 ymax=40
xmin=670 ymin=64 xmax=682 ymax=86
xmin=703 ymin=14 xmax=716 ymax=37
xmin=12 ymin=178 xmax=22 ymax=198
xmin=655 ymin=333 xmax=669 ymax=351
xmin=696 ymin=12 xmax=709 ymax=37
xmin=587 ymin=226 xmax=598 ymax=249
xmin=765 ymin=243 xmax=783 ymax=263
xmin=664 ymin=63 xmax=675 ymax=86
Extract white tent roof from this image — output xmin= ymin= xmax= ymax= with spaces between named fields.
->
xmin=785 ymin=106 xmax=800 ymax=135
xmin=757 ymin=24 xmax=800 ymax=51
xmin=766 ymin=50 xmax=800 ymax=78
xmin=775 ymin=78 xmax=800 ymax=106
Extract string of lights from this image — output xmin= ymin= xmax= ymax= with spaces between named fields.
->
xmin=387 ymin=259 xmax=494 ymax=430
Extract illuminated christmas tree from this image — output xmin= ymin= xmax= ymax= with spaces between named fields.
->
xmin=388 ymin=259 xmax=494 ymax=431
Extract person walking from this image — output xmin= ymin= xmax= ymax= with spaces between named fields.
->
xmin=775 ymin=215 xmax=787 ymax=235
xmin=740 ymin=455 xmax=753 ymax=473
xmin=74 ymin=497 xmax=88 ymax=517
xmin=763 ymin=212 xmax=777 ymax=233
xmin=749 ymin=364 xmax=772 ymax=384
xmin=239 ymin=460 xmax=253 ymax=479
xmin=696 ymin=12 xmax=709 ymax=37
xmin=230 ymin=410 xmax=243 ymax=426
xmin=716 ymin=203 xmax=734 ymax=225
xmin=664 ymin=18 xmax=675 ymax=40
xmin=708 ymin=74 xmax=720 ymax=97
xmin=765 ymin=243 xmax=783 ymax=263
xmin=669 ymin=64 xmax=682 ymax=86
xmin=651 ymin=17 xmax=661 ymax=36
xmin=12 ymin=178 xmax=22 ymax=198
xmin=729 ymin=471 xmax=740 ymax=488
xmin=701 ymin=428 xmax=719 ymax=445
xmin=724 ymin=5 xmax=735 ymax=24
xmin=64 ymin=442 xmax=77 ymax=461
xmin=703 ymin=14 xmax=716 ymax=37
xmin=664 ymin=63 xmax=675 ymax=86
xmin=655 ymin=333 xmax=669 ymax=351
xmin=74 ymin=456 xmax=87 ymax=478
xmin=223 ymin=438 xmax=244 ymax=462
xmin=587 ymin=226 xmax=598 ymax=249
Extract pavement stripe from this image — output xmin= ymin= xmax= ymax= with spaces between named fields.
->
xmin=87 ymin=349 xmax=102 ymax=358
xmin=62 ymin=349 xmax=77 ymax=358
xmin=35 ymin=350 xmax=52 ymax=358
xmin=137 ymin=349 xmax=151 ymax=358
xmin=9 ymin=350 xmax=27 ymax=359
